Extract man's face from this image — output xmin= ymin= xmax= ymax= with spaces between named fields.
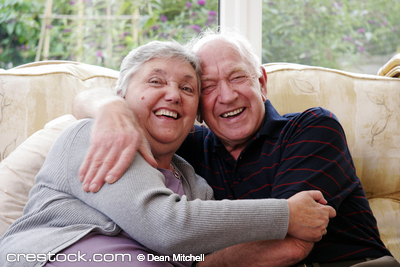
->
xmin=197 ymin=39 xmax=267 ymax=151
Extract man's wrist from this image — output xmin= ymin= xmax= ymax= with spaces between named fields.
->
xmin=73 ymin=88 xmax=120 ymax=119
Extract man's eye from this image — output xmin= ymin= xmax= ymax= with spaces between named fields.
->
xmin=232 ymin=76 xmax=246 ymax=81
xmin=201 ymin=84 xmax=216 ymax=93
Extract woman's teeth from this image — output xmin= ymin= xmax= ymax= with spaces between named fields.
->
xmin=155 ymin=109 xmax=178 ymax=119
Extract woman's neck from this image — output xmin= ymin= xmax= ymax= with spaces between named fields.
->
xmin=149 ymin=143 xmax=176 ymax=170
xmin=145 ymin=134 xmax=179 ymax=170
xmin=154 ymin=155 xmax=174 ymax=170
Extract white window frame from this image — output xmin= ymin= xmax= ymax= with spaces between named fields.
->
xmin=219 ymin=0 xmax=262 ymax=60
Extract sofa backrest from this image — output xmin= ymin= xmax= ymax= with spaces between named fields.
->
xmin=264 ymin=62 xmax=400 ymax=260
xmin=0 ymin=61 xmax=119 ymax=161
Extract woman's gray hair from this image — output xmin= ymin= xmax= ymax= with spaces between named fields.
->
xmin=186 ymin=27 xmax=262 ymax=78
xmin=116 ymin=40 xmax=202 ymax=97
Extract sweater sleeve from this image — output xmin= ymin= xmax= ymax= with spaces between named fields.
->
xmin=62 ymin=119 xmax=289 ymax=255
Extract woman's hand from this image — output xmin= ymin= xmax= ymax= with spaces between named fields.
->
xmin=287 ymin=190 xmax=336 ymax=242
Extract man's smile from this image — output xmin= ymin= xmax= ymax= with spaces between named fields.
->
xmin=221 ymin=107 xmax=245 ymax=118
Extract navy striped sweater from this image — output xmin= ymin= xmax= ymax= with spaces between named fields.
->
xmin=177 ymin=100 xmax=391 ymax=263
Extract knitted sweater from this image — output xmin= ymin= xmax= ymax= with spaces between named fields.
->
xmin=0 ymin=119 xmax=289 ymax=266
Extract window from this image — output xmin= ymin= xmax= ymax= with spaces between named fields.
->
xmin=0 ymin=0 xmax=219 ymax=69
xmin=221 ymin=0 xmax=400 ymax=74
xmin=219 ymin=0 xmax=262 ymax=60
xmin=3 ymin=0 xmax=399 ymax=73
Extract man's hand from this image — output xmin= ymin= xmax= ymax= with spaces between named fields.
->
xmin=287 ymin=190 xmax=336 ymax=242
xmin=77 ymin=98 xmax=157 ymax=192
xmin=198 ymin=235 xmax=313 ymax=267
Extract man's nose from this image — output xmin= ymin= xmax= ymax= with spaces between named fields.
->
xmin=165 ymin=84 xmax=181 ymax=104
xmin=217 ymin=80 xmax=238 ymax=104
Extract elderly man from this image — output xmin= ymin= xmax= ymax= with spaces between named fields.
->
xmin=74 ymin=28 xmax=398 ymax=267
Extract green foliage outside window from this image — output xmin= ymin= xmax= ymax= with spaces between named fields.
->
xmin=0 ymin=0 xmax=43 ymax=69
xmin=1 ymin=0 xmax=400 ymax=70
xmin=262 ymin=0 xmax=400 ymax=69
xmin=0 ymin=0 xmax=218 ymax=70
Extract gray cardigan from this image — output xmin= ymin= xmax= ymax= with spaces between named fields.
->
xmin=0 ymin=119 xmax=289 ymax=266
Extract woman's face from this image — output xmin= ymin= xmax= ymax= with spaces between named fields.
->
xmin=124 ymin=57 xmax=199 ymax=156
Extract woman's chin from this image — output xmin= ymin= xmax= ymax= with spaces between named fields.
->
xmin=145 ymin=121 xmax=194 ymax=153
xmin=148 ymin=133 xmax=182 ymax=150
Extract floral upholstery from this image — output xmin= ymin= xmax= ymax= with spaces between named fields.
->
xmin=0 ymin=61 xmax=118 ymax=160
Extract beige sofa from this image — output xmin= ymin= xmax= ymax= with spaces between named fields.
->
xmin=0 ymin=59 xmax=399 ymax=261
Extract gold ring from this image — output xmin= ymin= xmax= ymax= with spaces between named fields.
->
xmin=323 ymin=229 xmax=327 ymax=235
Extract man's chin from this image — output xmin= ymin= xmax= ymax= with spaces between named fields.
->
xmin=219 ymin=131 xmax=254 ymax=146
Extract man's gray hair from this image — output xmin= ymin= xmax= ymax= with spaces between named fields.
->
xmin=116 ymin=40 xmax=202 ymax=97
xmin=186 ymin=27 xmax=262 ymax=78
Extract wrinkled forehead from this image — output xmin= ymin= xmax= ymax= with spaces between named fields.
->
xmin=196 ymin=38 xmax=236 ymax=57
xmin=197 ymin=40 xmax=254 ymax=77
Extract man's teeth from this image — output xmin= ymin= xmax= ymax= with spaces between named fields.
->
xmin=221 ymin=108 xmax=244 ymax=118
xmin=155 ymin=109 xmax=178 ymax=119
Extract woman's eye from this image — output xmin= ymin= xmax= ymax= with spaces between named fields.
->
xmin=148 ymin=76 xmax=165 ymax=84
xmin=182 ymin=86 xmax=193 ymax=93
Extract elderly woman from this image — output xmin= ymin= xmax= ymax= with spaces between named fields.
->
xmin=0 ymin=41 xmax=326 ymax=267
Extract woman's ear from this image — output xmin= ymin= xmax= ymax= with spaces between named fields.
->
xmin=196 ymin=101 xmax=204 ymax=124
xmin=196 ymin=111 xmax=203 ymax=124
xmin=117 ymin=90 xmax=125 ymax=99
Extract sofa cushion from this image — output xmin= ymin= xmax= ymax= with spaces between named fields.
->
xmin=378 ymin=54 xmax=400 ymax=78
xmin=0 ymin=114 xmax=76 ymax=236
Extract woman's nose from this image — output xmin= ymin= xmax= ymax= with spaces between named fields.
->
xmin=165 ymin=84 xmax=181 ymax=104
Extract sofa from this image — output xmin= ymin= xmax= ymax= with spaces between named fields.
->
xmin=0 ymin=58 xmax=399 ymax=261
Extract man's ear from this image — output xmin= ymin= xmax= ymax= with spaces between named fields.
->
xmin=258 ymin=66 xmax=268 ymax=101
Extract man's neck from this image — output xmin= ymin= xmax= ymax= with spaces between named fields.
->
xmin=222 ymin=142 xmax=248 ymax=161
xmin=219 ymin=113 xmax=266 ymax=161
